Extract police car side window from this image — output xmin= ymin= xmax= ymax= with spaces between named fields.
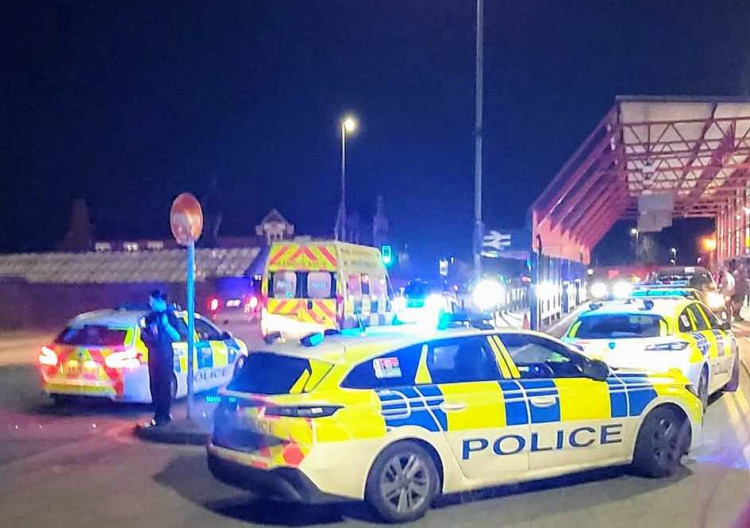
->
xmin=499 ymin=334 xmax=583 ymax=379
xmin=697 ymin=303 xmax=721 ymax=329
xmin=687 ymin=305 xmax=708 ymax=331
xmin=195 ymin=318 xmax=222 ymax=341
xmin=426 ymin=337 xmax=500 ymax=383
xmin=678 ymin=309 xmax=693 ymax=333
xmin=174 ymin=318 xmax=189 ymax=341
xmin=341 ymin=345 xmax=422 ymax=389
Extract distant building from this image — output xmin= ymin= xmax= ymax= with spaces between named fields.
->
xmin=57 ymin=199 xmax=94 ymax=252
xmin=255 ymin=209 xmax=294 ymax=244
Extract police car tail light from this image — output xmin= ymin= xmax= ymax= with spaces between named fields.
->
xmin=208 ymin=296 xmax=220 ymax=312
xmin=264 ymin=405 xmax=341 ymax=418
xmin=105 ymin=350 xmax=141 ymax=369
xmin=39 ymin=346 xmax=58 ymax=366
xmin=645 ymin=341 xmax=690 ymax=351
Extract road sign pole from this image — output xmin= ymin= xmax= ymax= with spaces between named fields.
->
xmin=186 ymin=240 xmax=196 ymax=420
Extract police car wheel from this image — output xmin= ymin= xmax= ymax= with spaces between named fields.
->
xmin=632 ymin=406 xmax=689 ymax=478
xmin=724 ymin=354 xmax=740 ymax=393
xmin=365 ymin=441 xmax=439 ymax=523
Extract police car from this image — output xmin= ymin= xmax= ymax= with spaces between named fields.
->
xmin=564 ymin=297 xmax=739 ymax=409
xmin=38 ymin=307 xmax=248 ymax=403
xmin=207 ymin=326 xmax=701 ymax=522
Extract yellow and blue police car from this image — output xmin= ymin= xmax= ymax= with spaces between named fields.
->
xmin=563 ymin=297 xmax=739 ymax=409
xmin=38 ymin=307 xmax=247 ymax=403
xmin=207 ymin=326 xmax=702 ymax=522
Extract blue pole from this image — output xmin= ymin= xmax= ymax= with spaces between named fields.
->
xmin=186 ymin=240 xmax=196 ymax=420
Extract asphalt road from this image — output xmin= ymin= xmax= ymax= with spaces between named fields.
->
xmin=1 ymin=322 xmax=750 ymax=528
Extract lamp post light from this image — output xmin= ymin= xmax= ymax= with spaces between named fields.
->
xmin=630 ymin=227 xmax=640 ymax=261
xmin=338 ymin=116 xmax=357 ymax=241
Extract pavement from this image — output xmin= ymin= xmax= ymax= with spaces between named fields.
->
xmin=3 ymin=316 xmax=750 ymax=527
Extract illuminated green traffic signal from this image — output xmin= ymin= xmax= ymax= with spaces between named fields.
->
xmin=381 ymin=245 xmax=393 ymax=266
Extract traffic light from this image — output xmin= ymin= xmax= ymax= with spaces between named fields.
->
xmin=381 ymin=245 xmax=393 ymax=266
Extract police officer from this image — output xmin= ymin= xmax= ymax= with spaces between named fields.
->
xmin=140 ymin=290 xmax=181 ymax=426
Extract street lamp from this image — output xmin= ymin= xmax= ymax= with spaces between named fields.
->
xmin=630 ymin=227 xmax=640 ymax=261
xmin=339 ymin=115 xmax=357 ymax=241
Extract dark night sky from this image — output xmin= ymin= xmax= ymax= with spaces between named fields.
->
xmin=3 ymin=1 xmax=750 ymax=270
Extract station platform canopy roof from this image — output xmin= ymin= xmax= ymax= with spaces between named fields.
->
xmin=531 ymin=96 xmax=750 ymax=263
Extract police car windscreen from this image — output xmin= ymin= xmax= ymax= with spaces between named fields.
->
xmin=55 ymin=325 xmax=128 ymax=347
xmin=227 ymin=353 xmax=332 ymax=394
xmin=575 ymin=314 xmax=663 ymax=339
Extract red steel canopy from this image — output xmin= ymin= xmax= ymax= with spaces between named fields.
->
xmin=531 ymin=96 xmax=750 ymax=263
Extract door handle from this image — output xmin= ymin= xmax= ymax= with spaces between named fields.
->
xmin=529 ymin=395 xmax=558 ymax=408
xmin=439 ymin=402 xmax=467 ymax=412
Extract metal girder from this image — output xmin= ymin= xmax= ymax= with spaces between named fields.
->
xmin=580 ymin=198 xmax=629 ymax=248
xmin=549 ymin=150 xmax=618 ymax=228
xmin=568 ymin=179 xmax=624 ymax=242
xmin=533 ymin=107 xmax=617 ymax=221
xmin=558 ymin=172 xmax=621 ymax=235
xmin=680 ymin=126 xmax=737 ymax=211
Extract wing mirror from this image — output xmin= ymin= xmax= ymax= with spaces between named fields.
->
xmin=582 ymin=358 xmax=609 ymax=382
xmin=720 ymin=321 xmax=732 ymax=331
xmin=221 ymin=330 xmax=233 ymax=341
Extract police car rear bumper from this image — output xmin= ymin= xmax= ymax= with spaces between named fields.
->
xmin=207 ymin=451 xmax=343 ymax=503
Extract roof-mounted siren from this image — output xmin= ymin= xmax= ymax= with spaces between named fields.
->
xmin=641 ymin=299 xmax=655 ymax=310
xmin=588 ymin=302 xmax=603 ymax=311
xmin=637 ymin=193 xmax=674 ymax=234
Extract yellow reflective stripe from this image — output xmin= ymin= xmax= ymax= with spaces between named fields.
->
xmin=567 ymin=321 xmax=581 ymax=338
xmin=493 ymin=336 xmax=521 ymax=378
xmin=487 ymin=336 xmax=512 ymax=378
xmin=414 ymin=345 xmax=432 ymax=384
xmin=686 ymin=308 xmax=697 ymax=329
xmin=303 ymin=360 xmax=332 ymax=391
xmin=695 ymin=305 xmax=711 ymax=327
xmin=289 ymin=369 xmax=311 ymax=394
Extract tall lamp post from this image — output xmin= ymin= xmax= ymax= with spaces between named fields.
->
xmin=473 ymin=0 xmax=484 ymax=283
xmin=339 ymin=116 xmax=357 ymax=241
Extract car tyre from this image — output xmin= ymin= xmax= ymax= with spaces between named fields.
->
xmin=365 ymin=441 xmax=439 ymax=523
xmin=632 ymin=406 xmax=690 ymax=478
xmin=51 ymin=394 xmax=74 ymax=406
xmin=724 ymin=353 xmax=740 ymax=392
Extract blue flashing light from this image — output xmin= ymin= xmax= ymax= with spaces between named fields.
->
xmin=301 ymin=332 xmax=324 ymax=347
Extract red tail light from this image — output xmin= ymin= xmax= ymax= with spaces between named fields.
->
xmin=208 ymin=296 xmax=220 ymax=312
xmin=39 ymin=346 xmax=58 ymax=366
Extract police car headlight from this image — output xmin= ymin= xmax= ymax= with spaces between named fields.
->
xmin=473 ymin=279 xmax=504 ymax=311
xmin=393 ymin=296 xmax=407 ymax=313
xmin=590 ymin=282 xmax=608 ymax=299
xmin=707 ymin=291 xmax=724 ymax=309
xmin=426 ymin=294 xmax=445 ymax=312
xmin=612 ymin=281 xmax=632 ymax=299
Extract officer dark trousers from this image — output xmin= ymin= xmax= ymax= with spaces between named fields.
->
xmin=148 ymin=355 xmax=173 ymax=423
